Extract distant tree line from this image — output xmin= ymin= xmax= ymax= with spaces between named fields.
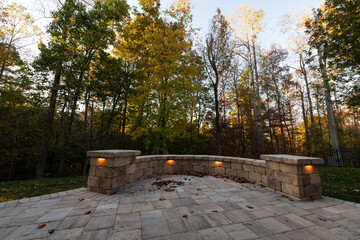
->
xmin=0 ymin=0 xmax=359 ymax=180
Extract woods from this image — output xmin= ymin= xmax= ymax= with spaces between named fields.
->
xmin=0 ymin=0 xmax=359 ymax=180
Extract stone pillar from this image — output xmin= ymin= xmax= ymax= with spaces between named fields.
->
xmin=87 ymin=149 xmax=141 ymax=195
xmin=261 ymin=154 xmax=324 ymax=201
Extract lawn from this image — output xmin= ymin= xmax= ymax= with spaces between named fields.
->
xmin=0 ymin=176 xmax=87 ymax=202
xmin=320 ymin=167 xmax=360 ymax=203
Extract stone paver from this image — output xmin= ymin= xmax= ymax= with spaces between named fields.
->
xmin=1 ymin=175 xmax=360 ymax=239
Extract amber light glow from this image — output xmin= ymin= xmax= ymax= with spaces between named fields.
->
xmin=167 ymin=160 xmax=175 ymax=165
xmin=215 ymin=161 xmax=223 ymax=167
xmin=98 ymin=158 xmax=106 ymax=165
xmin=304 ymin=165 xmax=313 ymax=174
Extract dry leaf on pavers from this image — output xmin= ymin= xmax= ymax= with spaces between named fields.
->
xmin=164 ymin=188 xmax=175 ymax=192
xmin=246 ymin=205 xmax=254 ymax=209
xmin=48 ymin=229 xmax=55 ymax=234
xmin=212 ymin=210 xmax=218 ymax=213
xmin=38 ymin=224 xmax=46 ymax=229
xmin=156 ymin=177 xmax=161 ymax=180
xmin=159 ymin=197 xmax=165 ymax=201
xmin=84 ymin=210 xmax=91 ymax=215
xmin=197 ymin=188 xmax=201 ymax=191
xmin=78 ymin=197 xmax=85 ymax=201
xmin=276 ymin=198 xmax=281 ymax=201
xmin=183 ymin=214 xmax=188 ymax=218
xmin=319 ymin=217 xmax=327 ymax=222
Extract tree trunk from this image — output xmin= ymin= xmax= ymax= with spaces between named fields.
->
xmin=36 ymin=71 xmax=61 ymax=178
xmin=213 ymin=84 xmax=221 ymax=155
xmin=300 ymin=87 xmax=310 ymax=155
xmin=318 ymin=49 xmax=342 ymax=165
xmin=252 ymin=39 xmax=265 ymax=154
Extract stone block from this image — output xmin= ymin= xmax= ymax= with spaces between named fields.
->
xmin=267 ymin=178 xmax=281 ymax=191
xmin=309 ymin=174 xmax=321 ymax=185
xmin=281 ymin=182 xmax=304 ymax=198
xmin=231 ymin=163 xmax=243 ymax=170
xmin=178 ymin=160 xmax=188 ymax=166
xmin=243 ymin=164 xmax=254 ymax=172
xmin=261 ymin=175 xmax=267 ymax=184
xmin=237 ymin=170 xmax=249 ymax=179
xmin=125 ymin=164 xmax=136 ymax=174
xmin=144 ymin=168 xmax=154 ymax=177
xmin=191 ymin=160 xmax=199 ymax=166
xmin=215 ymin=167 xmax=225 ymax=175
xmin=199 ymin=160 xmax=209 ymax=167
xmin=222 ymin=162 xmax=231 ymax=168
xmin=266 ymin=161 xmax=280 ymax=171
xmin=274 ymin=171 xmax=308 ymax=186
xmin=279 ymin=163 xmax=301 ymax=174
xmin=203 ymin=166 xmax=215 ymax=174
xmin=89 ymin=166 xmax=96 ymax=176
xmin=153 ymin=167 xmax=163 ymax=175
xmin=225 ymin=168 xmax=237 ymax=176
xmin=99 ymin=178 xmax=112 ymax=190
xmin=164 ymin=166 xmax=173 ymax=174
xmin=87 ymin=176 xmax=99 ymax=187
xmin=304 ymin=184 xmax=322 ymax=197
xmin=182 ymin=165 xmax=193 ymax=173
xmin=149 ymin=160 xmax=158 ymax=168
xmin=138 ymin=162 xmax=149 ymax=169
xmin=96 ymin=167 xmax=113 ymax=178
xmin=113 ymin=157 xmax=132 ymax=167
xmin=249 ymin=172 xmax=262 ymax=183
xmin=255 ymin=166 xmax=266 ymax=175
xmin=113 ymin=166 xmax=126 ymax=177
xmin=113 ymin=176 xmax=129 ymax=188
xmin=193 ymin=165 xmax=204 ymax=172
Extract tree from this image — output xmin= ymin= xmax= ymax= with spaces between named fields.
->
xmin=117 ymin=0 xmax=199 ymax=154
xmin=0 ymin=3 xmax=40 ymax=81
xmin=202 ymin=9 xmax=234 ymax=156
xmin=230 ymin=4 xmax=265 ymax=154
xmin=35 ymin=0 xmax=129 ymax=178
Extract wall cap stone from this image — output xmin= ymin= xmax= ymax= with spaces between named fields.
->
xmin=87 ymin=149 xmax=141 ymax=158
xmin=260 ymin=154 xmax=324 ymax=165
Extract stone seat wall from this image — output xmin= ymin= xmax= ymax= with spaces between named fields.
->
xmin=87 ymin=150 xmax=324 ymax=201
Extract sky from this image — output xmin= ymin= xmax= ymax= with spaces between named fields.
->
xmin=9 ymin=0 xmax=322 ymax=58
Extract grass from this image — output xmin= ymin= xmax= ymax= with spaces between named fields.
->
xmin=320 ymin=167 xmax=360 ymax=203
xmin=0 ymin=176 xmax=87 ymax=202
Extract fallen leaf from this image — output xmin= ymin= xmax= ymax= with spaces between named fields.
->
xmin=276 ymin=198 xmax=281 ymax=201
xmin=318 ymin=217 xmax=327 ymax=222
xmin=84 ymin=210 xmax=91 ymax=215
xmin=78 ymin=197 xmax=85 ymax=201
xmin=182 ymin=214 xmax=188 ymax=218
xmin=164 ymin=188 xmax=175 ymax=192
xmin=48 ymin=229 xmax=55 ymax=234
xmin=246 ymin=205 xmax=254 ymax=209
xmin=159 ymin=197 xmax=165 ymax=201
xmin=38 ymin=224 xmax=46 ymax=229
xmin=212 ymin=210 xmax=218 ymax=213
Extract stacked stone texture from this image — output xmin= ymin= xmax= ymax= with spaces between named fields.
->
xmin=87 ymin=150 xmax=324 ymax=201
xmin=261 ymin=154 xmax=324 ymax=201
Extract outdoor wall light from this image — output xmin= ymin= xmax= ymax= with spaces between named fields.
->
xmin=304 ymin=165 xmax=313 ymax=174
xmin=215 ymin=161 xmax=223 ymax=167
xmin=97 ymin=158 xmax=106 ymax=166
xmin=167 ymin=160 xmax=175 ymax=165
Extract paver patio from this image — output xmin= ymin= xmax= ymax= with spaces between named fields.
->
xmin=1 ymin=175 xmax=360 ymax=240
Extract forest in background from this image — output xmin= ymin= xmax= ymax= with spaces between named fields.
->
xmin=0 ymin=0 xmax=359 ymax=180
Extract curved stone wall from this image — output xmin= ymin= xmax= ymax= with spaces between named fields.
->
xmin=87 ymin=150 xmax=324 ymax=201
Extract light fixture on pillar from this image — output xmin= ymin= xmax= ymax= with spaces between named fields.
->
xmin=167 ymin=160 xmax=175 ymax=165
xmin=97 ymin=158 xmax=106 ymax=166
xmin=303 ymin=165 xmax=313 ymax=174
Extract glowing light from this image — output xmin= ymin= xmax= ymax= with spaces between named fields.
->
xmin=167 ymin=160 xmax=175 ymax=165
xmin=215 ymin=161 xmax=223 ymax=167
xmin=98 ymin=158 xmax=106 ymax=166
xmin=304 ymin=165 xmax=313 ymax=174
